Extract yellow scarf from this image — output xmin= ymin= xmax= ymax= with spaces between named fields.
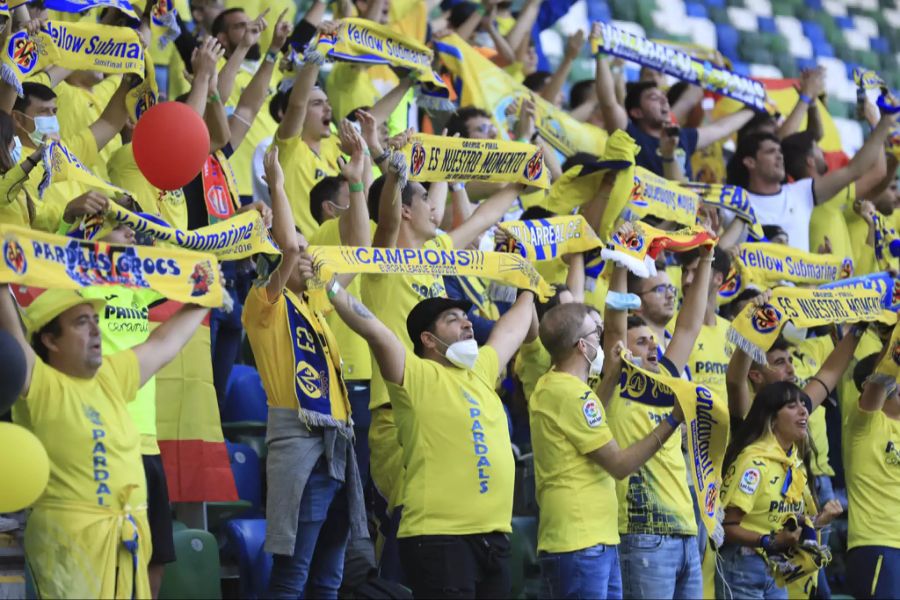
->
xmin=719 ymin=243 xmax=854 ymax=303
xmin=125 ymin=50 xmax=158 ymax=123
xmin=2 ymin=21 xmax=144 ymax=96
xmin=41 ymin=140 xmax=129 ymax=200
xmin=627 ymin=166 xmax=700 ymax=228
xmin=306 ymin=245 xmax=554 ymax=300
xmin=875 ymin=319 xmax=900 ymax=380
xmin=620 ymin=352 xmax=729 ymax=548
xmin=497 ymin=214 xmax=602 ymax=261
xmin=601 ymin=222 xmax=715 ymax=278
xmin=728 ymin=286 xmax=893 ymax=364
xmin=681 ymin=182 xmax=766 ymax=240
xmin=403 ymin=133 xmax=550 ymax=190
xmin=1 ymin=224 xmax=224 ymax=307
xmin=435 ymin=33 xmax=608 ymax=157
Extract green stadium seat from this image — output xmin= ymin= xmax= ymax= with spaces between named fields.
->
xmin=159 ymin=529 xmax=222 ymax=600
xmin=510 ymin=516 xmax=540 ymax=599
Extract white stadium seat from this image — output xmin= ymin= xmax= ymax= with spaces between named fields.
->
xmin=687 ymin=17 xmax=718 ymax=50
xmin=833 ymin=117 xmax=865 ymax=156
xmin=744 ymin=0 xmax=773 ymax=17
xmin=726 ymin=7 xmax=759 ymax=31
xmin=749 ymin=64 xmax=783 ymax=79
xmin=822 ymin=0 xmax=849 ymax=16
xmin=852 ymin=15 xmax=879 ymax=39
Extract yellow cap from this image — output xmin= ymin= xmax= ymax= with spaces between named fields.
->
xmin=21 ymin=289 xmax=107 ymax=337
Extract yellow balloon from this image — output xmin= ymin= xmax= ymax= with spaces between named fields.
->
xmin=0 ymin=422 xmax=49 ymax=512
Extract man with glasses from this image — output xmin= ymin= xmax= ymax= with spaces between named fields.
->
xmin=627 ymin=268 xmax=678 ymax=361
xmin=529 ymin=301 xmax=685 ymax=598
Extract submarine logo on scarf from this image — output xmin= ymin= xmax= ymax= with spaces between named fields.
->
xmin=410 ymin=141 xmax=426 ymax=176
xmin=3 ymin=239 xmax=26 ymax=275
xmin=751 ymin=304 xmax=781 ymax=334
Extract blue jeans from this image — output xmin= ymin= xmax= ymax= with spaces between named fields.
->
xmin=716 ymin=544 xmax=786 ymax=600
xmin=814 ymin=475 xmax=835 ymax=599
xmin=540 ymin=543 xmax=622 ymax=599
xmin=619 ymin=534 xmax=702 ymax=599
xmin=847 ymin=546 xmax=900 ymax=599
xmin=267 ymin=462 xmax=350 ymax=599
xmin=347 ymin=382 xmax=371 ymax=491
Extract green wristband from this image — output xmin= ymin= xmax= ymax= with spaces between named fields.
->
xmin=349 ymin=181 xmax=364 ymax=193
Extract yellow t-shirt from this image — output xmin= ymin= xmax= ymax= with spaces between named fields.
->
xmin=309 ymin=218 xmax=373 ymax=381
xmin=840 ymin=331 xmax=883 ymax=469
xmin=108 ymin=143 xmax=188 ymax=229
xmin=386 ymin=346 xmax=514 ymax=537
xmin=326 ymin=63 xmax=381 ymax=124
xmin=534 ymin=256 xmax=568 ymax=287
xmin=792 ymin=336 xmax=835 ymax=477
xmin=721 ymin=436 xmax=811 ymax=536
xmin=242 ymin=286 xmax=348 ymax=421
xmin=608 ymin=361 xmax=698 ymax=536
xmin=846 ymin=403 xmax=900 ymax=549
xmin=13 ymin=351 xmax=145 ymax=509
xmin=688 ymin=315 xmax=731 ymax=403
xmin=530 ymin=369 xmax=618 ymax=552
xmin=362 ymin=233 xmax=453 ymax=410
xmin=82 ymin=286 xmax=161 ymax=455
xmin=0 ymin=165 xmax=60 ymax=231
xmin=809 ymin=184 xmax=853 ymax=265
xmin=225 ymin=67 xmax=278 ymax=197
xmin=275 ymin=134 xmax=342 ymax=238
xmin=514 ymin=338 xmax=551 ymax=402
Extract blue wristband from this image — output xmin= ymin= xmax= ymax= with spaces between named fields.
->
xmin=664 ymin=412 xmax=681 ymax=429
xmin=798 ymin=93 xmax=813 ymax=105
xmin=605 ymin=290 xmax=641 ymax=311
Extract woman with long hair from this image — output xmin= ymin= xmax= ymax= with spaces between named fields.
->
xmin=0 ymin=110 xmax=47 ymax=228
xmin=716 ymin=381 xmax=842 ymax=599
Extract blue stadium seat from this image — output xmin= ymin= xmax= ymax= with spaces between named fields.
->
xmin=731 ymin=61 xmax=751 ymax=76
xmin=757 ymin=16 xmax=777 ymax=33
xmin=222 ymin=364 xmax=268 ymax=424
xmin=813 ymin=41 xmax=835 ymax=58
xmin=802 ymin=21 xmax=826 ymax=43
xmin=686 ymin=2 xmax=707 ymax=17
xmin=226 ymin=441 xmax=263 ymax=516
xmin=592 ymin=1 xmax=613 ymax=23
xmin=702 ymin=0 xmax=725 ymax=7
xmin=715 ymin=23 xmax=740 ymax=61
xmin=835 ymin=15 xmax=855 ymax=30
xmin=805 ymin=0 xmax=823 ymax=10
xmin=795 ymin=57 xmax=819 ymax=72
xmin=223 ymin=519 xmax=272 ymax=600
xmin=871 ymin=36 xmax=890 ymax=54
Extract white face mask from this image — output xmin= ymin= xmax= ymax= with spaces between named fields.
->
xmin=9 ymin=135 xmax=21 ymax=164
xmin=781 ymin=321 xmax=808 ymax=345
xmin=28 ymin=114 xmax=59 ymax=146
xmin=582 ymin=339 xmax=605 ymax=376
xmin=430 ymin=334 xmax=479 ymax=370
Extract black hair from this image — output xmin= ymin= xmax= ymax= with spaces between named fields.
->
xmin=535 ymin=284 xmax=569 ymax=321
xmin=762 ymin=224 xmax=788 ymax=242
xmin=666 ymin=81 xmax=690 ymax=106
xmin=738 ymin=111 xmax=776 ymax=142
xmin=676 ymin=245 xmax=731 ymax=279
xmin=211 ymin=7 xmax=244 ymax=37
xmin=367 ymin=174 xmax=417 ymax=224
xmin=31 ymin=316 xmax=61 ymax=363
xmin=853 ymin=353 xmax=880 ymax=392
xmin=268 ymin=89 xmax=290 ymax=123
xmin=0 ymin=111 xmax=16 ymax=172
xmin=310 ymin=176 xmax=346 ymax=225
xmin=561 ymin=152 xmax=599 ymax=173
xmin=780 ymin=130 xmax=817 ymax=181
xmin=523 ymin=71 xmax=552 ymax=93
xmin=720 ymin=288 xmax=763 ymax=320
xmin=444 ymin=106 xmax=492 ymax=138
xmin=13 ymin=82 xmax=57 ymax=114
xmin=519 ymin=206 xmax=555 ymax=221
xmin=569 ymin=80 xmax=594 ymax=109
xmin=626 ymin=314 xmax=647 ymax=330
xmin=449 ymin=2 xmax=480 ymax=29
xmin=726 ymin=132 xmax=781 ymax=188
xmin=624 ymin=81 xmax=657 ymax=117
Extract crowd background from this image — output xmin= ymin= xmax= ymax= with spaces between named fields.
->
xmin=2 ymin=0 xmax=900 ymax=599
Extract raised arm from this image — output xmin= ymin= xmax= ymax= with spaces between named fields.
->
xmin=505 ymin=0 xmax=541 ymax=55
xmin=805 ymin=326 xmax=863 ymax=410
xmin=263 ymin=145 xmax=300 ymax=300
xmin=540 ymin=30 xmax=583 ymax=105
xmin=602 ymin=261 xmax=628 ymax=359
xmin=89 ymin=75 xmax=133 ymax=153
xmin=814 ymin=113 xmax=894 ymax=202
xmin=371 ymin=140 xmax=409 ymax=248
xmin=336 ymin=121 xmax=372 ymax=248
xmin=696 ymin=109 xmax=755 ymax=150
xmin=367 ymin=75 xmax=414 ymax=125
xmin=726 ymin=346 xmax=754 ymax=420
xmin=277 ymin=21 xmax=335 ymax=141
xmin=0 ymin=285 xmax=35 ymax=395
xmin=664 ymin=245 xmax=713 ymax=372
xmin=215 ymin=12 xmax=260 ymax=102
xmin=670 ymin=85 xmax=704 ymax=126
xmin=486 ymin=290 xmax=535 ymax=371
xmin=592 ymin=32 xmax=628 ymax=134
xmin=133 ymin=303 xmax=209 ymax=386
xmin=448 ymin=183 xmax=522 ymax=249
xmin=776 ymin=68 xmax=824 ymax=140
xmin=204 ymin=63 xmax=230 ymax=153
xmin=230 ymin=12 xmax=292 ymax=150
xmin=185 ymin=37 xmax=224 ymax=116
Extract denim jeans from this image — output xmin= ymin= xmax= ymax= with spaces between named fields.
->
xmin=716 ymin=544 xmax=786 ymax=600
xmin=847 ymin=546 xmax=900 ymax=599
xmin=267 ymin=462 xmax=350 ymax=599
xmin=347 ymin=382 xmax=371 ymax=491
xmin=619 ymin=533 xmax=702 ymax=599
xmin=540 ymin=543 xmax=622 ymax=599
xmin=814 ymin=475 xmax=835 ymax=599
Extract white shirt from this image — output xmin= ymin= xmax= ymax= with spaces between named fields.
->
xmin=747 ymin=179 xmax=816 ymax=252
xmin=251 ymin=137 xmax=272 ymax=206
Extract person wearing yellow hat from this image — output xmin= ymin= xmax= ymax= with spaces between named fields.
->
xmin=0 ymin=284 xmax=210 ymax=599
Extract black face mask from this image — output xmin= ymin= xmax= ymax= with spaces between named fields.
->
xmin=245 ymin=43 xmax=261 ymax=62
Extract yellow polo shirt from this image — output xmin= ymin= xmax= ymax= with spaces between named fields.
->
xmin=274 ymin=134 xmax=342 ymax=238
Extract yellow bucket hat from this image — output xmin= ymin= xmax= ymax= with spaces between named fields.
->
xmin=21 ymin=289 xmax=107 ymax=338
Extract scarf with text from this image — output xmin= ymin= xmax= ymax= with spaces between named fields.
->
xmin=497 ymin=214 xmax=602 ymax=261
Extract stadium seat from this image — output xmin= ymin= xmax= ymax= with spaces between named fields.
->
xmin=715 ymin=23 xmax=740 ymax=61
xmin=745 ymin=0 xmax=773 ymax=17
xmin=727 ymin=6 xmax=759 ymax=31
xmin=223 ymin=519 xmax=272 ymax=600
xmin=510 ymin=516 xmax=540 ymax=600
xmin=749 ymin=64 xmax=783 ymax=79
xmin=685 ymin=2 xmax=707 ymax=17
xmin=702 ymin=0 xmax=725 ymax=8
xmin=833 ymin=117 xmax=865 ymax=155
xmin=687 ymin=17 xmax=717 ymax=49
xmin=207 ymin=442 xmax=263 ymax=531
xmin=221 ymin=364 xmax=267 ymax=440
xmin=757 ymin=16 xmax=777 ymax=33
xmin=853 ymin=14 xmax=880 ymax=38
xmin=824 ymin=1 xmax=850 ymax=17
xmin=802 ymin=21 xmax=827 ymax=44
xmin=845 ymin=29 xmax=873 ymax=52
xmin=159 ymin=529 xmax=222 ymax=600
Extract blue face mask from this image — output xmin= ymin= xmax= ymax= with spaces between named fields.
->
xmin=9 ymin=135 xmax=21 ymax=164
xmin=29 ymin=115 xmax=59 ymax=145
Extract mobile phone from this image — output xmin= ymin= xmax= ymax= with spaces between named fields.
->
xmin=664 ymin=126 xmax=680 ymax=137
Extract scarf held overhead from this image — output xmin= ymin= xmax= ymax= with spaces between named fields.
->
xmin=680 ymin=182 xmax=766 ymax=240
xmin=403 ymin=133 xmax=550 ymax=189
xmin=2 ymin=21 xmax=144 ymax=95
xmin=41 ymin=140 xmax=129 ymax=199
xmin=497 ymin=214 xmax=602 ymax=261
xmin=601 ymin=222 xmax=716 ymax=278
xmin=626 ymin=166 xmax=700 ymax=228
xmin=307 ymin=245 xmax=554 ymax=300
xmin=0 ymin=224 xmax=224 ymax=307
xmin=728 ymin=286 xmax=893 ymax=365
xmin=590 ymin=21 xmax=770 ymax=112
xmin=620 ymin=353 xmax=728 ymax=548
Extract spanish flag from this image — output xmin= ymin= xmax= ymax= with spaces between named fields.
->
xmin=150 ymin=301 xmax=237 ymax=502
xmin=714 ymin=78 xmax=849 ymax=171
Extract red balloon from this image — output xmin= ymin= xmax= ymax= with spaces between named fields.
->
xmin=132 ymin=101 xmax=210 ymax=191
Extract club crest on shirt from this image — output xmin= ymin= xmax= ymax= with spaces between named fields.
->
xmin=582 ymin=396 xmax=602 ymax=428
xmin=739 ymin=468 xmax=760 ymax=495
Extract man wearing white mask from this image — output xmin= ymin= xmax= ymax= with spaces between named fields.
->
xmin=528 ymin=302 xmax=684 ymax=599
xmin=310 ymin=266 xmax=538 ymax=598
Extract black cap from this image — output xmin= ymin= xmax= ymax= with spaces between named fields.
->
xmin=406 ymin=297 xmax=473 ymax=356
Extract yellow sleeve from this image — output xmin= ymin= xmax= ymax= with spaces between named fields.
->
xmin=68 ymin=129 xmax=100 ymax=170
xmin=241 ymin=286 xmax=285 ymax=330
xmin=722 ymin=454 xmax=767 ymax=516
xmin=557 ymin=387 xmax=613 ymax=454
xmin=473 ymin=345 xmax=500 ymax=385
xmin=103 ymin=350 xmax=141 ymax=404
xmin=848 ymin=402 xmax=880 ymax=437
xmin=21 ymin=359 xmax=65 ymax=421
xmin=31 ymin=197 xmax=64 ymax=232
